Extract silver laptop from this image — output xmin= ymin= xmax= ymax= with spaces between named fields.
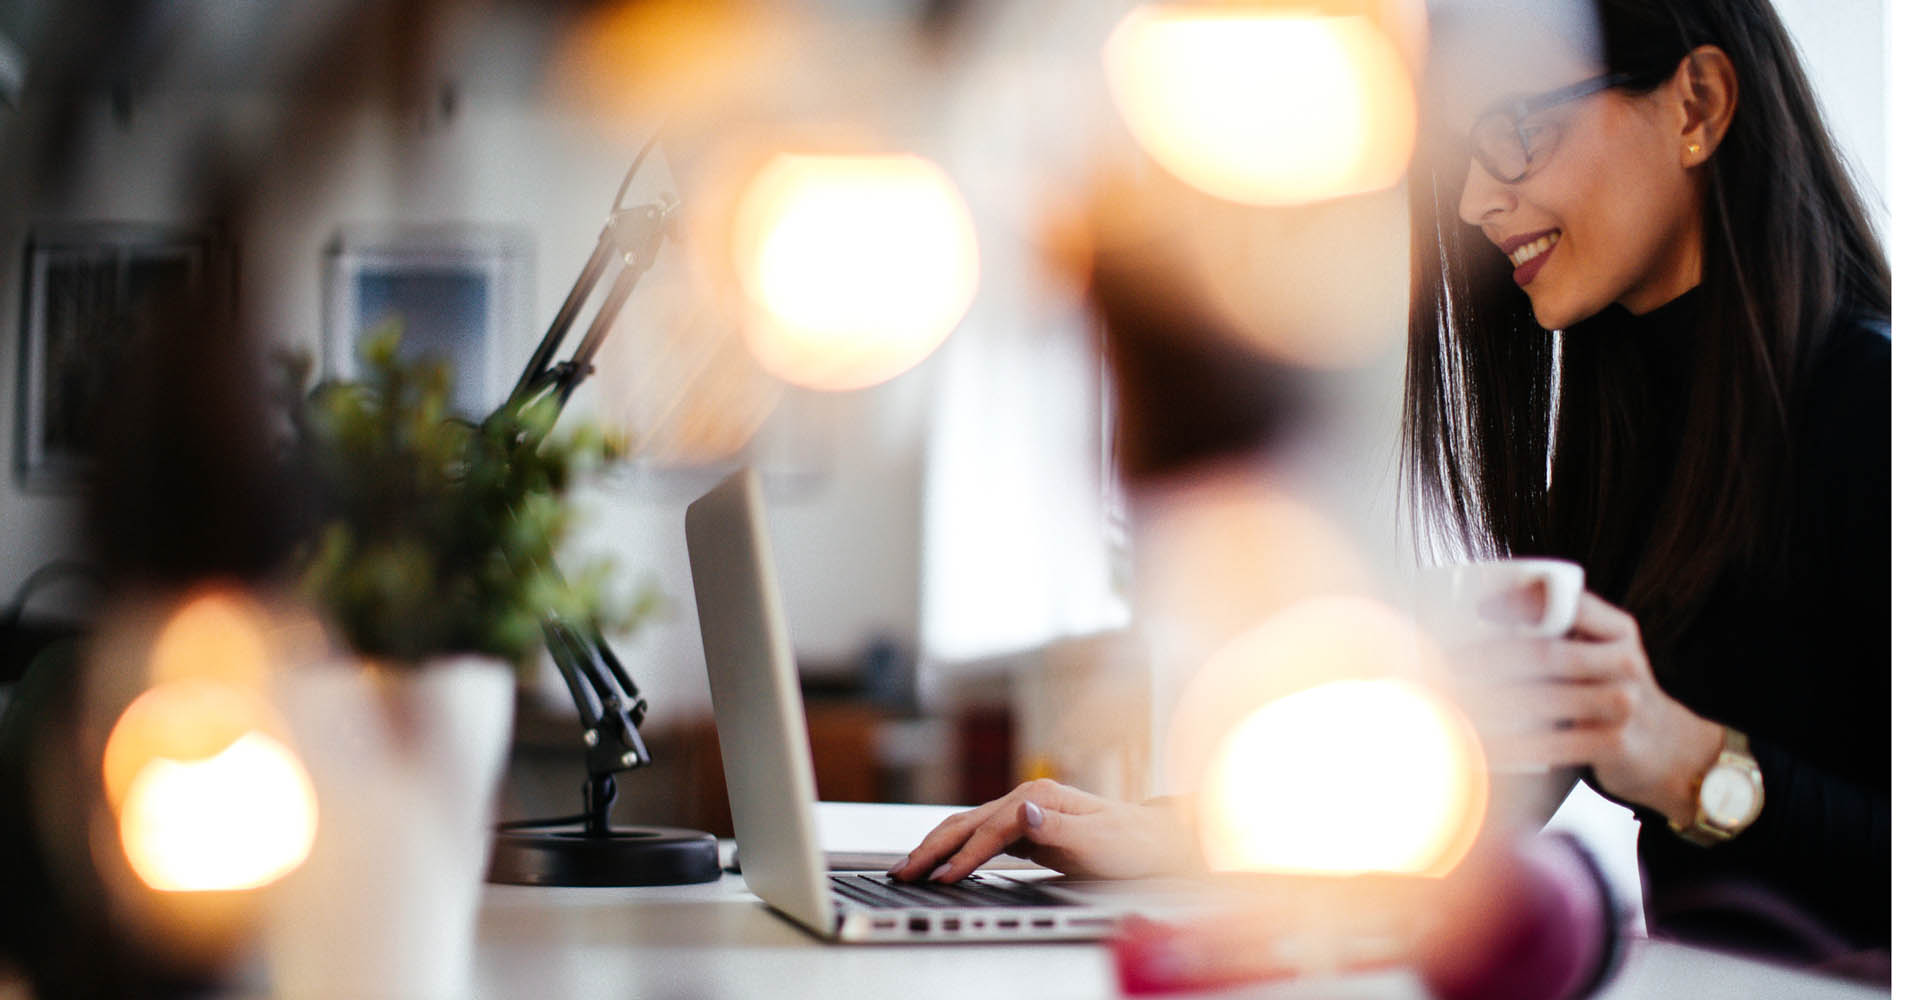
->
xmin=685 ymin=467 xmax=1125 ymax=942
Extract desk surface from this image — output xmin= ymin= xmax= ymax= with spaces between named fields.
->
xmin=471 ymin=875 xmax=1887 ymax=1000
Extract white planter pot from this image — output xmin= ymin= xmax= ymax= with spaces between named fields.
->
xmin=265 ymin=655 xmax=514 ymax=1000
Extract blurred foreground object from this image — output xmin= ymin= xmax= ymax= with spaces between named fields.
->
xmin=1103 ymin=1 xmax=1421 ymax=206
xmin=263 ymin=655 xmax=513 ymax=1000
xmin=117 ymin=728 xmax=315 ymax=892
xmin=0 ymin=586 xmax=326 ymax=998
xmin=91 ymin=592 xmax=317 ymax=897
xmin=1198 ymin=677 xmax=1485 ymax=878
xmin=101 ymin=592 xmax=316 ymax=895
xmin=1414 ymin=834 xmax=1622 ymax=1000
xmin=730 ymin=152 xmax=980 ymax=391
xmin=0 ymin=241 xmax=306 ymax=996
xmin=1072 ymin=0 xmax=1422 ymax=378
xmin=1110 ymin=833 xmax=1621 ymax=998
xmin=1090 ymin=243 xmax=1315 ymax=483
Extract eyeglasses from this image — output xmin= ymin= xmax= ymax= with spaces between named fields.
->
xmin=1465 ymin=72 xmax=1643 ymax=184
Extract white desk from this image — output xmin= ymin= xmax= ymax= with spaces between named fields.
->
xmin=470 ymin=874 xmax=1887 ymax=1000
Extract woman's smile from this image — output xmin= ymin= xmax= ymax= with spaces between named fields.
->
xmin=1499 ymin=229 xmax=1562 ymax=286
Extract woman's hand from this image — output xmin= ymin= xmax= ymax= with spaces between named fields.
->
xmin=1456 ymin=592 xmax=1725 ymax=824
xmin=888 ymin=780 xmax=1199 ymax=883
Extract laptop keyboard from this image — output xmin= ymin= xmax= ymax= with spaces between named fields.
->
xmin=829 ymin=873 xmax=1065 ymax=910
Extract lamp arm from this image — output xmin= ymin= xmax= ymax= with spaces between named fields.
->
xmin=500 ymin=196 xmax=674 ymax=783
xmin=541 ymin=616 xmax=650 ymax=776
xmin=508 ymin=199 xmax=676 ymax=425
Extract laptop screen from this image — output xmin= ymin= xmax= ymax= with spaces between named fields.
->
xmin=687 ymin=467 xmax=838 ymax=935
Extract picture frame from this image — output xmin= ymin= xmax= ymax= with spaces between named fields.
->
xmin=323 ymin=225 xmax=533 ymax=420
xmin=15 ymin=223 xmax=215 ymax=489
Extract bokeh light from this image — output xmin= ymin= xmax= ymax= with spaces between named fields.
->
xmin=1165 ymin=596 xmax=1435 ymax=791
xmin=98 ymin=591 xmax=320 ymax=894
xmin=731 ymin=152 xmax=980 ymax=391
xmin=102 ymin=679 xmax=275 ymax=811
xmin=1165 ymin=596 xmax=1486 ymax=876
xmin=551 ymin=0 xmax=788 ymax=130
xmin=118 ymin=729 xmax=318 ymax=893
xmin=147 ymin=589 xmax=274 ymax=689
xmin=1198 ymin=678 xmax=1486 ymax=877
xmin=1103 ymin=7 xmax=1417 ymax=205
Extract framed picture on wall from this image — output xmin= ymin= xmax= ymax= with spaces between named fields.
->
xmin=323 ymin=226 xmax=532 ymax=419
xmin=15 ymin=224 xmax=215 ymax=489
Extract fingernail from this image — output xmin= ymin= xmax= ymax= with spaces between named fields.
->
xmin=886 ymin=859 xmax=906 ymax=877
xmin=1023 ymin=801 xmax=1044 ymax=828
xmin=929 ymin=863 xmax=953 ymax=882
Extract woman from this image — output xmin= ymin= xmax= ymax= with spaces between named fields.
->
xmin=894 ymin=0 xmax=1889 ymax=960
xmin=1408 ymin=0 xmax=1888 ymax=959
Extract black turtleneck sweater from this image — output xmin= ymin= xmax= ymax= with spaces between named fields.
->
xmin=1554 ymin=292 xmax=1890 ymax=958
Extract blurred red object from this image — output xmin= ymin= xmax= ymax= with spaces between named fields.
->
xmin=1109 ymin=834 xmax=1621 ymax=999
xmin=1416 ymin=834 xmax=1620 ymax=1000
xmin=1108 ymin=874 xmax=1422 ymax=994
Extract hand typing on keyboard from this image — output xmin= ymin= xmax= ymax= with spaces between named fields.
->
xmin=888 ymin=780 xmax=1202 ymax=884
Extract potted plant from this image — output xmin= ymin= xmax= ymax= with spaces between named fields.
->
xmin=266 ymin=326 xmax=652 ymax=999
xmin=291 ymin=325 xmax=648 ymax=668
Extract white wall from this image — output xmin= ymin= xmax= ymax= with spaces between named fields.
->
xmin=1772 ymin=0 xmax=1888 ymax=234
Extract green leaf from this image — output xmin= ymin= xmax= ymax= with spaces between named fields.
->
xmin=284 ymin=322 xmax=657 ymax=669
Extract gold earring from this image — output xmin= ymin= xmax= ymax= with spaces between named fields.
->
xmin=1687 ymin=142 xmax=1703 ymax=155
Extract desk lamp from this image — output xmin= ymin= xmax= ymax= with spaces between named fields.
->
xmin=485 ymin=123 xmax=981 ymax=883
xmin=485 ymin=134 xmax=721 ymax=886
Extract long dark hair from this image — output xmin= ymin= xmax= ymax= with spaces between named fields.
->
xmin=1402 ymin=0 xmax=1889 ymax=644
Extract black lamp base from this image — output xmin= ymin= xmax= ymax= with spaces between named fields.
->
xmin=487 ymin=824 xmax=721 ymax=886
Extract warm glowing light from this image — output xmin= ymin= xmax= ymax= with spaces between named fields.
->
xmin=103 ymin=679 xmax=276 ymax=811
xmin=1199 ymin=678 xmax=1485 ymax=877
xmin=148 ymin=589 xmax=274 ymax=689
xmin=553 ymin=0 xmax=786 ymax=128
xmin=1164 ymin=596 xmax=1483 ymax=875
xmin=119 ymin=730 xmax=318 ymax=892
xmin=732 ymin=153 xmax=979 ymax=391
xmin=1164 ymin=596 xmax=1425 ymax=792
xmin=1104 ymin=8 xmax=1417 ymax=205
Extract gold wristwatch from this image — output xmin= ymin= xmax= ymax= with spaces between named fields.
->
xmin=1670 ymin=727 xmax=1764 ymax=846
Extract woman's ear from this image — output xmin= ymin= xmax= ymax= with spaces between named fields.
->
xmin=1676 ymin=45 xmax=1738 ymax=166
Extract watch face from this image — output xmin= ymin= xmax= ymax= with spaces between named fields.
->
xmin=1700 ymin=766 xmax=1758 ymax=827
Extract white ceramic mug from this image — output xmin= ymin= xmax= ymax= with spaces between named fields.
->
xmin=1429 ymin=558 xmax=1586 ymax=641
xmin=1419 ymin=558 xmax=1585 ymax=779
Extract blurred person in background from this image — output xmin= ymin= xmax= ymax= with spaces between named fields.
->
xmin=893 ymin=0 xmax=1888 ymax=972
